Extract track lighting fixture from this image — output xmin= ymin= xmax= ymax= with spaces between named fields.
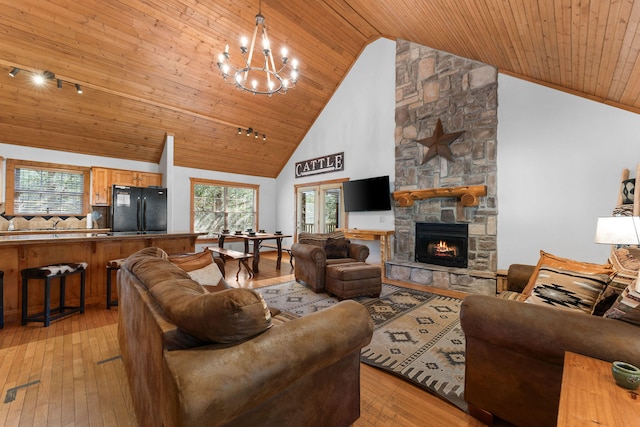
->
xmin=32 ymin=70 xmax=55 ymax=85
xmin=8 ymin=66 xmax=84 ymax=95
xmin=236 ymin=126 xmax=267 ymax=141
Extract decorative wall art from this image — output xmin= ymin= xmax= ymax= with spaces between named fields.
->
xmin=416 ymin=118 xmax=465 ymax=163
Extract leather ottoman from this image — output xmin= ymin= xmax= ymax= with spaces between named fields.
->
xmin=326 ymin=262 xmax=382 ymax=300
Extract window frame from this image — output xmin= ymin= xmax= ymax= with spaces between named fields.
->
xmin=190 ymin=177 xmax=259 ymax=241
xmin=5 ymin=159 xmax=91 ymax=216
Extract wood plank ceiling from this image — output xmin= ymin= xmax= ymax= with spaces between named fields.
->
xmin=1 ymin=0 xmax=640 ymax=178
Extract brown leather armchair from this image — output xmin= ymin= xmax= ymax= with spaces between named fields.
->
xmin=291 ymin=232 xmax=370 ymax=292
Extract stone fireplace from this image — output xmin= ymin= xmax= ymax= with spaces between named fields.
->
xmin=388 ymin=40 xmax=498 ymax=295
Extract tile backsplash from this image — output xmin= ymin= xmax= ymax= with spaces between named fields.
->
xmin=0 ymin=215 xmax=93 ymax=231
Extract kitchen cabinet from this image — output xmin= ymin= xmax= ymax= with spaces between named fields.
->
xmin=91 ymin=167 xmax=163 ymax=205
xmin=92 ymin=167 xmax=111 ymax=205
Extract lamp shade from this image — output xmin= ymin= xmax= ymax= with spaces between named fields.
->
xmin=594 ymin=217 xmax=640 ymax=245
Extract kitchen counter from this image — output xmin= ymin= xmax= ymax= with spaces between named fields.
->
xmin=0 ymin=231 xmax=201 ymax=326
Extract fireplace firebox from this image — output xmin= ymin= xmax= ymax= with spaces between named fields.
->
xmin=415 ymin=222 xmax=468 ymax=268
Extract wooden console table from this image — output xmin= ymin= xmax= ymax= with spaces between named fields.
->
xmin=557 ymin=351 xmax=640 ymax=426
xmin=337 ymin=228 xmax=394 ymax=273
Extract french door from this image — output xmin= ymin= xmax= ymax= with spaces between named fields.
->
xmin=295 ymin=180 xmax=347 ymax=238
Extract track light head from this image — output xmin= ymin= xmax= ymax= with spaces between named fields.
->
xmin=57 ymin=79 xmax=63 ymax=89
xmin=75 ymin=84 xmax=83 ymax=94
xmin=8 ymin=67 xmax=20 ymax=77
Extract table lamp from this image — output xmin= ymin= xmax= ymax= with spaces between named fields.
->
xmin=594 ymin=216 xmax=640 ymax=246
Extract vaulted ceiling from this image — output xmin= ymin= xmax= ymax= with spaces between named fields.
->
xmin=2 ymin=1 xmax=640 ymax=178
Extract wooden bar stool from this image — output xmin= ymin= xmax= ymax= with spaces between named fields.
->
xmin=106 ymin=258 xmax=126 ymax=309
xmin=21 ymin=262 xmax=87 ymax=327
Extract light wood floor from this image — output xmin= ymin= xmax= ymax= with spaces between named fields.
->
xmin=0 ymin=252 xmax=486 ymax=427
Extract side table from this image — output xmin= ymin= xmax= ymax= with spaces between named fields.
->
xmin=557 ymin=351 xmax=640 ymax=426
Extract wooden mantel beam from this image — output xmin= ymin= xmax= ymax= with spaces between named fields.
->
xmin=392 ymin=185 xmax=487 ymax=207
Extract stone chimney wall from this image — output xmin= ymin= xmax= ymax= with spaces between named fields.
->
xmin=390 ymin=40 xmax=498 ymax=294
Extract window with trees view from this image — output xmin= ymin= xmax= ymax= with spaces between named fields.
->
xmin=191 ymin=178 xmax=258 ymax=237
xmin=5 ymin=159 xmax=90 ymax=215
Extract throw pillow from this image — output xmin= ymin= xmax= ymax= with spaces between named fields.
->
xmin=169 ymin=249 xmax=214 ymax=272
xmin=603 ymin=269 xmax=640 ymax=326
xmin=187 ymin=262 xmax=225 ymax=290
xmin=523 ymin=265 xmax=612 ymax=314
xmin=299 ymin=231 xmax=345 ymax=247
xmin=521 ymin=250 xmax=614 ymax=299
xmin=592 ymin=247 xmax=640 ymax=316
xmin=324 ymin=237 xmax=351 ymax=259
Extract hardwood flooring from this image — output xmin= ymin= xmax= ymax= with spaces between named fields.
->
xmin=0 ymin=252 xmax=485 ymax=426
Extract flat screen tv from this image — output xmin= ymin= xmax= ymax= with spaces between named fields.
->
xmin=343 ymin=175 xmax=392 ymax=212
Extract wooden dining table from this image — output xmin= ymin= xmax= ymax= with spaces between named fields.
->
xmin=218 ymin=232 xmax=292 ymax=274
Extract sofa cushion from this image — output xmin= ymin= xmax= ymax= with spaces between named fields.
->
xmin=324 ymin=237 xmax=351 ymax=259
xmin=151 ymin=283 xmax=272 ymax=344
xmin=125 ymin=247 xmax=272 ymax=344
xmin=521 ymin=250 xmax=614 ymax=299
xmin=604 ymin=269 xmax=640 ymax=326
xmin=523 ymin=265 xmax=612 ymax=314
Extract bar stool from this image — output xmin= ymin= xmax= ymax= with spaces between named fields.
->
xmin=0 ymin=271 xmax=4 ymax=329
xmin=21 ymin=262 xmax=87 ymax=327
xmin=106 ymin=258 xmax=126 ymax=309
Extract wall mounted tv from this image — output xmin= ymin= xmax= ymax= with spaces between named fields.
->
xmin=343 ymin=175 xmax=392 ymax=212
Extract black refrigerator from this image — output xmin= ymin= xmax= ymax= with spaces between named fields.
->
xmin=111 ymin=185 xmax=167 ymax=234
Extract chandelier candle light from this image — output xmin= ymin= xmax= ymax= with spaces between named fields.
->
xmin=217 ymin=0 xmax=299 ymax=96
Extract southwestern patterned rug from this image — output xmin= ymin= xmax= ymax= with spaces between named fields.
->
xmin=255 ymin=281 xmax=467 ymax=411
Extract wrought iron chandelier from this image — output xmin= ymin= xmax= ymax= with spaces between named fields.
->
xmin=216 ymin=0 xmax=299 ymax=96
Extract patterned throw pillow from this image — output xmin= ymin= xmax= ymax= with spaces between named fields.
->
xmin=592 ymin=247 xmax=640 ymax=316
xmin=604 ymin=269 xmax=640 ymax=326
xmin=521 ymin=250 xmax=614 ymax=299
xmin=524 ymin=266 xmax=612 ymax=314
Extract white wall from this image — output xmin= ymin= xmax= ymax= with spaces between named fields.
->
xmin=275 ymin=38 xmax=397 ymax=262
xmin=497 ymin=74 xmax=640 ymax=268
xmin=0 ymin=142 xmax=161 ymax=173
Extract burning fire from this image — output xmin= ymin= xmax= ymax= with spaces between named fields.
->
xmin=434 ymin=240 xmax=457 ymax=256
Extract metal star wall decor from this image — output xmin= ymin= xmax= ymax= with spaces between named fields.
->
xmin=416 ymin=119 xmax=465 ymax=163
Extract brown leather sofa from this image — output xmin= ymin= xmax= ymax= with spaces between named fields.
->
xmin=460 ymin=264 xmax=640 ymax=427
xmin=291 ymin=231 xmax=370 ymax=292
xmin=118 ymin=247 xmax=374 ymax=427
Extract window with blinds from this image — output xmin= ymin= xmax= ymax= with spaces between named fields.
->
xmin=5 ymin=159 xmax=90 ymax=216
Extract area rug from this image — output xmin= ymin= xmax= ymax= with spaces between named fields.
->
xmin=255 ymin=281 xmax=467 ymax=411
